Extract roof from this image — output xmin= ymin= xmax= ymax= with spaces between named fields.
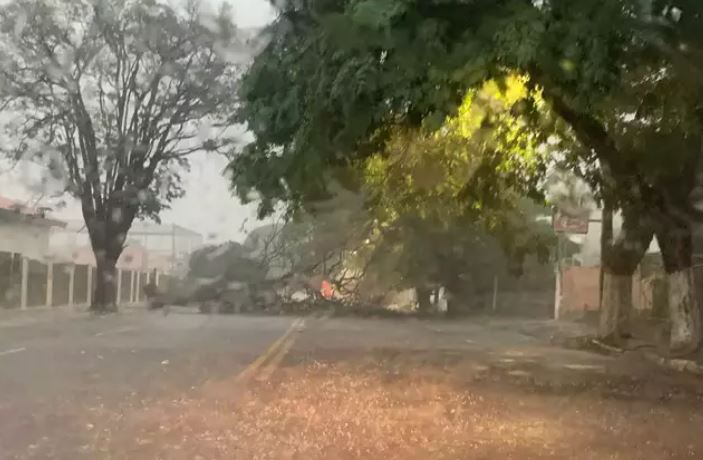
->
xmin=60 ymin=219 xmax=201 ymax=237
xmin=0 ymin=207 xmax=66 ymax=228
xmin=0 ymin=195 xmax=65 ymax=228
xmin=0 ymin=195 xmax=37 ymax=215
xmin=129 ymin=222 xmax=202 ymax=237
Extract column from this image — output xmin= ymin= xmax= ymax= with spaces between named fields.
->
xmin=116 ymin=268 xmax=122 ymax=305
xmin=20 ymin=257 xmax=28 ymax=310
xmin=129 ymin=270 xmax=135 ymax=304
xmin=86 ymin=266 xmax=93 ymax=306
xmin=135 ymin=271 xmax=141 ymax=303
xmin=45 ymin=262 xmax=54 ymax=308
xmin=68 ymin=265 xmax=75 ymax=307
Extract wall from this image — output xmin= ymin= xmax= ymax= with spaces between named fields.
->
xmin=0 ymin=252 xmax=21 ymax=308
xmin=51 ymin=223 xmax=204 ymax=275
xmin=0 ymin=221 xmax=51 ymax=261
xmin=560 ymin=266 xmax=657 ymax=316
xmin=561 ymin=267 xmax=600 ymax=312
xmin=58 ymin=244 xmax=152 ymax=271
xmin=49 ymin=227 xmax=90 ymax=250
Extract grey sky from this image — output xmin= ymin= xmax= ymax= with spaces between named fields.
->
xmin=0 ymin=0 xmax=277 ymax=243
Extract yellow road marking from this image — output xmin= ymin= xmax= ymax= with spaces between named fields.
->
xmin=234 ymin=318 xmax=303 ymax=384
xmin=256 ymin=319 xmax=305 ymax=382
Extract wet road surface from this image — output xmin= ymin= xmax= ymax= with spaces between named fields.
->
xmin=1 ymin=308 xmax=702 ymax=459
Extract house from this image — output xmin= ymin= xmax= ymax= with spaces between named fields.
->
xmin=0 ymin=195 xmax=66 ymax=260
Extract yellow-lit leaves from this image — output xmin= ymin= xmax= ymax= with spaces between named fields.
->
xmin=364 ymin=74 xmax=546 ymax=227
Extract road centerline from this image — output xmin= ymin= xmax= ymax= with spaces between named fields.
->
xmin=0 ymin=347 xmax=27 ymax=357
xmin=234 ymin=318 xmax=304 ymax=384
xmin=256 ymin=319 xmax=306 ymax=382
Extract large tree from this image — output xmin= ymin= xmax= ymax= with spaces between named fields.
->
xmin=0 ymin=0 xmax=241 ymax=311
xmin=233 ymin=0 xmax=703 ymax=353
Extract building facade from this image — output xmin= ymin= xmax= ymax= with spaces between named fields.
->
xmin=0 ymin=196 xmax=65 ymax=261
xmin=50 ymin=220 xmax=203 ymax=274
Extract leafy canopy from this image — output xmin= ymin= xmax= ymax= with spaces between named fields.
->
xmin=233 ymin=0 xmax=703 ymax=216
xmin=361 ymin=76 xmax=555 ymax=288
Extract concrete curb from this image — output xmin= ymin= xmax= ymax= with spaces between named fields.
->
xmin=644 ymin=352 xmax=703 ymax=376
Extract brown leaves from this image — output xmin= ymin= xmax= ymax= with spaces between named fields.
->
xmin=83 ymin=359 xmax=566 ymax=459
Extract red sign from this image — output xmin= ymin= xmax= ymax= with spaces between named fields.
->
xmin=552 ymin=209 xmax=589 ymax=234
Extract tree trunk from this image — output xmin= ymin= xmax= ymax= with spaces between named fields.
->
xmin=416 ymin=287 xmax=432 ymax=313
xmin=599 ymin=209 xmax=653 ymax=343
xmin=657 ymin=223 xmax=701 ymax=355
xmin=92 ymin=257 xmax=118 ymax=312
xmin=668 ymin=269 xmax=700 ymax=355
xmin=599 ymin=272 xmax=632 ymax=341
xmin=599 ymin=203 xmax=613 ymax=309
xmin=84 ymin=204 xmax=131 ymax=313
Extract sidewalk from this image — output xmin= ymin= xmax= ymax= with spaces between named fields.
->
xmin=0 ymin=303 xmax=146 ymax=327
xmin=0 ymin=305 xmax=86 ymax=328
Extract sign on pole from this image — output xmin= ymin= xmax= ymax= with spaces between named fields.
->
xmin=552 ymin=208 xmax=590 ymax=234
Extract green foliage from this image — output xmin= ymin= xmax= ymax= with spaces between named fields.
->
xmin=350 ymin=0 xmax=407 ymax=30
xmin=233 ymin=0 xmax=703 ymax=210
xmin=358 ymin=77 xmax=555 ymax=292
xmin=232 ymin=0 xmax=703 ymax=296
xmin=365 ymin=76 xmax=549 ymax=218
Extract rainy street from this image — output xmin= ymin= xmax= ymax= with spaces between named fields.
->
xmin=0 ymin=308 xmax=701 ymax=459
xmin=3 ymin=0 xmax=703 ymax=458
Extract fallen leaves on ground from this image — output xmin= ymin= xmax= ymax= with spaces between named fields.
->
xmin=82 ymin=355 xmax=702 ymax=460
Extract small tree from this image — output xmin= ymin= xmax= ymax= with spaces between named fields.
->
xmin=0 ymin=0 xmax=241 ymax=311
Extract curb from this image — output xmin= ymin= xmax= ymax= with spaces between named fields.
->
xmin=644 ymin=352 xmax=703 ymax=376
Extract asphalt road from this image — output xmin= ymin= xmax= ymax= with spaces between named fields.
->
xmin=0 ymin=308 xmax=296 ymax=459
xmin=1 ymin=308 xmax=702 ymax=459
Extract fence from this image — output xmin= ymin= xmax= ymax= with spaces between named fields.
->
xmin=0 ymin=251 xmax=166 ymax=309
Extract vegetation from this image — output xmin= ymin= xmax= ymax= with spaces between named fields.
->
xmin=188 ymin=242 xmax=267 ymax=283
xmin=0 ymin=0 xmax=241 ymax=311
xmin=359 ymin=77 xmax=555 ymax=312
xmin=233 ymin=1 xmax=703 ymax=353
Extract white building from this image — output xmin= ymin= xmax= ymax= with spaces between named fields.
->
xmin=0 ymin=196 xmax=65 ymax=260
xmin=50 ymin=220 xmax=203 ymax=274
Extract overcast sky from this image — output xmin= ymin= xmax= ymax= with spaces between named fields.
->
xmin=0 ymin=0 xmax=277 ymax=244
